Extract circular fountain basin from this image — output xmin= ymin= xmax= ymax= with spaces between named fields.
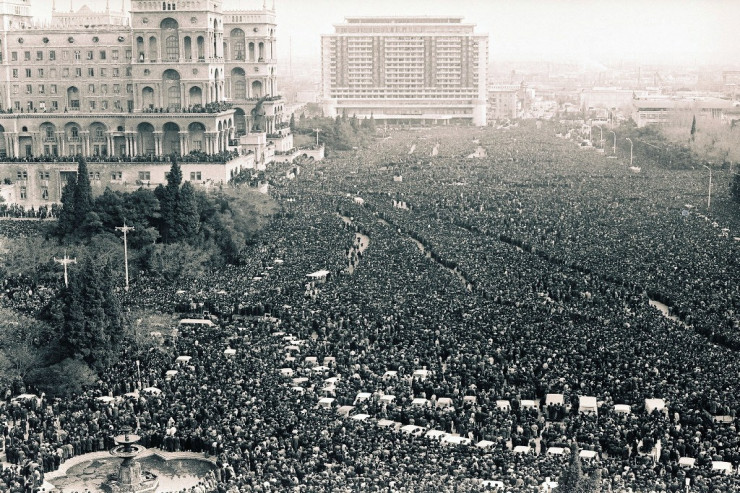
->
xmin=50 ymin=455 xmax=215 ymax=493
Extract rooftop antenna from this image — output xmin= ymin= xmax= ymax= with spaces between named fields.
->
xmin=52 ymin=0 xmax=56 ymax=12
xmin=70 ymin=0 xmax=73 ymax=12
xmin=106 ymin=0 xmax=110 ymax=11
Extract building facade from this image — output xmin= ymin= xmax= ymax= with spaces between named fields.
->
xmin=321 ymin=16 xmax=488 ymax=126
xmin=0 ymin=0 xmax=289 ymax=207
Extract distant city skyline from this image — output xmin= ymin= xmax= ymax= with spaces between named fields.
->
xmin=29 ymin=0 xmax=740 ymax=69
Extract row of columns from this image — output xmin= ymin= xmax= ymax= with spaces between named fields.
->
xmin=133 ymin=81 xmax=226 ymax=111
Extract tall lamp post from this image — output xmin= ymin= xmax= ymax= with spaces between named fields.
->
xmin=115 ymin=221 xmax=135 ymax=291
xmin=53 ymin=251 xmax=77 ymax=288
xmin=595 ymin=125 xmax=604 ymax=149
xmin=313 ymin=128 xmax=321 ymax=147
xmin=702 ymin=164 xmax=712 ymax=210
xmin=610 ymin=130 xmax=617 ymax=156
xmin=625 ymin=138 xmax=633 ymax=166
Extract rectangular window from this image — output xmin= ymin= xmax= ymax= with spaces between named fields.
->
xmin=75 ymin=68 xmax=81 ymax=77
xmin=114 ymin=100 xmax=121 ymax=110
xmin=138 ymin=171 xmax=150 ymax=181
xmin=51 ymin=100 xmax=58 ymax=110
xmin=36 ymin=51 xmax=43 ymax=61
xmin=112 ymin=50 xmax=119 ymax=60
xmin=126 ymin=84 xmax=133 ymax=93
xmin=190 ymin=172 xmax=202 ymax=181
xmin=99 ymin=50 xmax=106 ymax=60
xmin=12 ymin=69 xmax=18 ymax=78
xmin=49 ymin=50 xmax=55 ymax=61
xmin=87 ymin=51 xmax=94 ymax=60
xmin=14 ymin=101 xmax=20 ymax=110
xmin=38 ymin=69 xmax=43 ymax=78
xmin=193 ymin=140 xmax=202 ymax=150
xmin=112 ymin=68 xmax=120 ymax=77
xmin=88 ymin=68 xmax=94 ymax=77
xmin=63 ymin=51 xmax=69 ymax=60
xmin=38 ymin=85 xmax=44 ymax=94
xmin=25 ymin=84 xmax=32 ymax=94
xmin=101 ymin=84 xmax=108 ymax=94
xmin=89 ymin=101 xmax=96 ymax=110
xmin=25 ymin=69 xmax=31 ymax=78
xmin=88 ymin=84 xmax=95 ymax=93
xmin=50 ymin=84 xmax=57 ymax=94
xmin=111 ymin=171 xmax=122 ymax=180
xmin=11 ymin=52 xmax=17 ymax=61
xmin=24 ymin=51 xmax=30 ymax=61
xmin=101 ymin=100 xmax=108 ymax=110
xmin=99 ymin=68 xmax=106 ymax=77
xmin=20 ymin=186 xmax=26 ymax=199
xmin=41 ymin=187 xmax=49 ymax=200
xmin=74 ymin=50 xmax=80 ymax=61
xmin=113 ymin=84 xmax=120 ymax=94
xmin=125 ymin=67 xmax=132 ymax=76
xmin=39 ymin=171 xmax=50 ymax=180
xmin=12 ymin=85 xmax=18 ymax=94
xmin=125 ymin=49 xmax=132 ymax=59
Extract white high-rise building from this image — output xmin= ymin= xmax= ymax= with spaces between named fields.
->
xmin=321 ymin=16 xmax=488 ymax=126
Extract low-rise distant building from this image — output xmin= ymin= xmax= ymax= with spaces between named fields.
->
xmin=632 ymin=97 xmax=734 ymax=127
xmin=487 ymin=84 xmax=519 ymax=121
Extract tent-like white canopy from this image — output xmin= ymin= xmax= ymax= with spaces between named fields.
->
xmin=521 ymin=399 xmax=538 ymax=409
xmin=142 ymin=387 xmax=161 ymax=395
xmin=351 ymin=413 xmax=371 ymax=421
xmin=323 ymin=356 xmax=336 ymax=365
xmin=513 ymin=445 xmax=532 ymax=454
xmin=496 ymin=400 xmax=511 ymax=410
xmin=165 ymin=370 xmax=178 ymax=377
xmin=280 ymin=368 xmax=294 ymax=377
xmin=614 ymin=404 xmax=631 ymax=414
xmin=413 ymin=369 xmax=430 ymax=380
xmin=383 ymin=370 xmax=398 ymax=380
xmin=579 ymin=450 xmax=598 ymax=459
xmin=463 ymin=395 xmax=477 ymax=404
xmin=223 ymin=348 xmax=236 ymax=356
xmin=425 ymin=430 xmax=448 ymax=440
xmin=354 ymin=392 xmax=372 ymax=404
xmin=578 ymin=396 xmax=598 ymax=414
xmin=412 ymin=397 xmax=430 ymax=407
xmin=292 ymin=377 xmax=308 ymax=385
xmin=377 ymin=419 xmax=400 ymax=429
xmin=442 ymin=435 xmax=471 ymax=446
xmin=645 ymin=398 xmax=666 ymax=413
xmin=476 ymin=440 xmax=495 ymax=449
xmin=304 ymin=356 xmax=318 ymax=365
xmin=436 ymin=397 xmax=454 ymax=409
xmin=545 ymin=394 xmax=564 ymax=406
xmin=678 ymin=457 xmax=695 ymax=468
xmin=175 ymin=356 xmax=192 ymax=363
xmin=380 ymin=395 xmax=396 ymax=404
xmin=712 ymin=461 xmax=733 ymax=474
xmin=547 ymin=447 xmax=566 ymax=455
xmin=307 ymin=270 xmax=331 ymax=279
xmin=311 ymin=365 xmax=330 ymax=372
xmin=318 ymin=397 xmax=335 ymax=408
xmin=400 ymin=425 xmax=426 ymax=436
xmin=337 ymin=405 xmax=354 ymax=417
xmin=96 ymin=396 xmax=116 ymax=403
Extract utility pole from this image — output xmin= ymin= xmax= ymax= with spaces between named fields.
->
xmin=626 ymin=138 xmax=633 ymax=167
xmin=115 ymin=221 xmax=135 ymax=291
xmin=53 ymin=251 xmax=76 ymax=288
xmin=702 ymin=164 xmax=712 ymax=210
xmin=313 ymin=128 xmax=321 ymax=146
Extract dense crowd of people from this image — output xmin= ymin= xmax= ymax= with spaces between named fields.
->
xmin=0 ymin=122 xmax=739 ymax=492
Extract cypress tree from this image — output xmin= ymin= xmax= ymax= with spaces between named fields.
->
xmin=173 ymin=181 xmax=200 ymax=243
xmin=73 ymin=156 xmax=93 ymax=229
xmin=156 ymin=156 xmax=182 ymax=243
xmin=57 ymin=175 xmax=77 ymax=237
xmin=690 ymin=115 xmax=696 ymax=142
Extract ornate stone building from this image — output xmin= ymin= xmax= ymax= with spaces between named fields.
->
xmin=0 ymin=0 xmax=289 ymax=207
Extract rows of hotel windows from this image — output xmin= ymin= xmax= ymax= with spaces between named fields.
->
xmin=10 ymin=48 xmax=131 ymax=63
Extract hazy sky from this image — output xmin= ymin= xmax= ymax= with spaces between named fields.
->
xmin=30 ymin=0 xmax=740 ymax=68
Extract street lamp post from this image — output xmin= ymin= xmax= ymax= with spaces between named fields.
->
xmin=313 ymin=128 xmax=321 ymax=146
xmin=53 ymin=250 xmax=77 ymax=288
xmin=626 ymin=138 xmax=633 ymax=166
xmin=595 ymin=125 xmax=604 ymax=149
xmin=610 ymin=131 xmax=616 ymax=155
xmin=702 ymin=164 xmax=712 ymax=210
xmin=115 ymin=221 xmax=135 ymax=291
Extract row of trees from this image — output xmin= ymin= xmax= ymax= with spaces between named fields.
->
xmin=53 ymin=156 xmax=277 ymax=278
xmin=291 ymin=112 xmax=377 ymax=151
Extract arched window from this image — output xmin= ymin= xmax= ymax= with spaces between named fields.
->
xmin=165 ymin=35 xmax=179 ymax=60
xmin=167 ymin=86 xmax=180 ymax=109
xmin=71 ymin=127 xmax=79 ymax=138
xmin=233 ymin=40 xmax=244 ymax=60
xmin=234 ymin=79 xmax=246 ymax=99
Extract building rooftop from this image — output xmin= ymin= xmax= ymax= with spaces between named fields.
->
xmin=343 ymin=16 xmax=465 ymax=24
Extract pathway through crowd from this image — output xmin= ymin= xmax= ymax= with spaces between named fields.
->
xmin=339 ymin=214 xmax=370 ymax=275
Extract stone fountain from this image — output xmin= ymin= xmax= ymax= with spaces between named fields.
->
xmin=103 ymin=426 xmax=159 ymax=493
